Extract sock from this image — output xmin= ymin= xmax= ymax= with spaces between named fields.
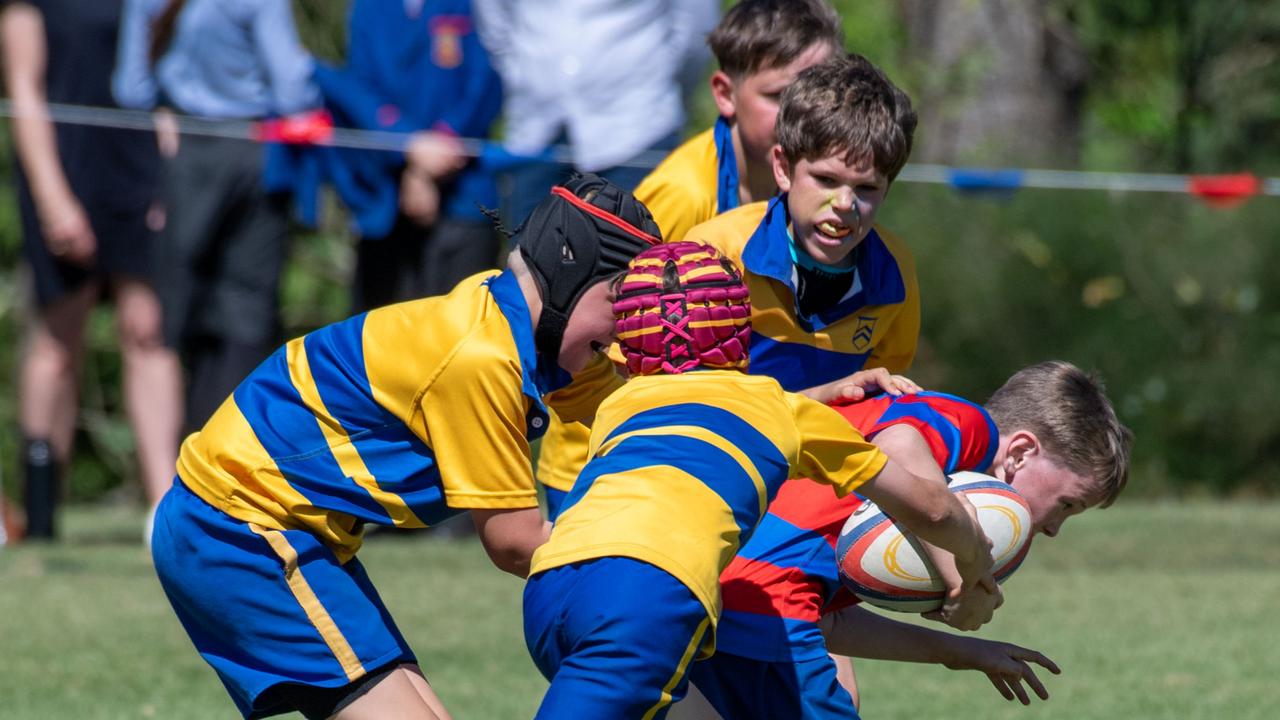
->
xmin=23 ymin=438 xmax=57 ymax=540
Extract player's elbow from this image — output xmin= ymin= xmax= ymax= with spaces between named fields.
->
xmin=482 ymin=543 xmax=533 ymax=578
xmin=471 ymin=507 xmax=549 ymax=578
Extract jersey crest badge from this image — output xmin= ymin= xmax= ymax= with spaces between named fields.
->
xmin=430 ymin=17 xmax=468 ymax=69
xmin=852 ymin=316 xmax=877 ymax=351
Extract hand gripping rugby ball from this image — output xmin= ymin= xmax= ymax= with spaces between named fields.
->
xmin=835 ymin=471 xmax=1033 ymax=613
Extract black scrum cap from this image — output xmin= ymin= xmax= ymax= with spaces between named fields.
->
xmin=514 ymin=173 xmax=661 ymax=366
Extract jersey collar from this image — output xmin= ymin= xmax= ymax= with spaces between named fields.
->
xmin=741 ymin=195 xmax=907 ymax=329
xmin=485 ymin=270 xmax=572 ymax=433
xmin=714 ymin=116 xmax=741 ymax=215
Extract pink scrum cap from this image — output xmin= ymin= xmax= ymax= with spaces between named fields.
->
xmin=613 ymin=241 xmax=752 ymax=376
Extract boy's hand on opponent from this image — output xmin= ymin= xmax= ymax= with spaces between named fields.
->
xmin=802 ymin=367 xmax=922 ymax=405
xmin=941 ymin=637 xmax=1061 ymax=705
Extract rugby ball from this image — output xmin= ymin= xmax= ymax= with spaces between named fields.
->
xmin=835 ymin=471 xmax=1033 ymax=613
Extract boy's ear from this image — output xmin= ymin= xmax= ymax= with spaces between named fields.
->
xmin=709 ymin=70 xmax=737 ymax=120
xmin=1005 ymin=430 xmax=1041 ymax=473
xmin=770 ymin=145 xmax=793 ymax=192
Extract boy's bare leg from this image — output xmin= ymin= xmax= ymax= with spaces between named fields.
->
xmin=831 ymin=653 xmax=859 ymax=709
xmin=333 ymin=665 xmax=453 ymax=720
xmin=20 ymin=282 xmax=97 ymax=460
xmin=665 ymin=681 xmax=724 ymax=720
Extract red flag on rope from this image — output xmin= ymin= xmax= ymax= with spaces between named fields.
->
xmin=253 ymin=110 xmax=334 ymax=145
xmin=1187 ymin=173 xmax=1260 ymax=208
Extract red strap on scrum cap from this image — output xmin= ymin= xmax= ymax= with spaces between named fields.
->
xmin=551 ymin=186 xmax=661 ymax=247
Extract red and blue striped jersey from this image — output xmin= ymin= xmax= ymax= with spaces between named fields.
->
xmin=716 ymin=391 xmax=999 ymax=662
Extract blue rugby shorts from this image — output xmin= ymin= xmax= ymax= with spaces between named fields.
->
xmin=151 ymin=479 xmax=414 ymax=719
xmin=524 ymin=556 xmax=711 ymax=720
xmin=688 ymin=650 xmax=860 ymax=720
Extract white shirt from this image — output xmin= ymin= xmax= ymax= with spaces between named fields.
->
xmin=473 ymin=0 xmax=718 ymax=171
xmin=114 ymin=0 xmax=318 ymax=118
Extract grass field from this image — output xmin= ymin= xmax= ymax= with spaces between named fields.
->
xmin=2 ymin=500 xmax=1279 ymax=719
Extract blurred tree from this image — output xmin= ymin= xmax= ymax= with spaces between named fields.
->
xmin=896 ymin=0 xmax=1089 ymax=166
xmin=1067 ymin=0 xmax=1280 ymax=173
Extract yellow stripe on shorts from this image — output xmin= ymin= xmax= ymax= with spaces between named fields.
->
xmin=641 ymin=615 xmax=711 ymax=720
xmin=249 ymin=523 xmax=366 ymax=681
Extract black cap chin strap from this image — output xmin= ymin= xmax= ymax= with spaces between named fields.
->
xmin=534 ymin=306 xmax=571 ymax=364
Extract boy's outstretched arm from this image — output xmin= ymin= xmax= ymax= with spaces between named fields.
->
xmin=820 ymin=605 xmax=1061 ymax=705
xmin=857 ymin=457 xmax=996 ymax=597
xmin=470 ymin=507 xmax=551 ymax=578
xmin=871 ymin=425 xmax=1002 ymax=631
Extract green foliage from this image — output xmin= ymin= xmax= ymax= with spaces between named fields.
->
xmin=2 ymin=502 xmax=1278 ymax=718
xmin=881 ymin=183 xmax=1280 ymax=494
xmin=813 ymin=0 xmax=1280 ymax=495
xmin=290 ymin=0 xmax=347 ymax=63
xmin=1064 ymin=0 xmax=1280 ymax=172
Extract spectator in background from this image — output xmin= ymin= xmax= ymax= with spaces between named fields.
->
xmin=113 ymin=0 xmax=320 ymax=435
xmin=2 ymin=0 xmax=182 ymax=540
xmin=267 ymin=0 xmax=504 ymax=312
xmin=353 ymin=0 xmax=504 ymax=309
xmin=473 ymin=0 xmax=720 ymax=226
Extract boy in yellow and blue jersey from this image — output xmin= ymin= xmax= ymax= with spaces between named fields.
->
xmin=685 ymin=53 xmax=920 ymax=392
xmin=538 ymin=52 xmax=924 ymax=526
xmin=637 ymin=0 xmax=843 ymax=242
xmin=523 ymin=241 xmax=996 ymax=720
xmin=537 ymin=0 xmax=847 ymax=504
xmin=149 ymin=174 xmax=662 ymax=720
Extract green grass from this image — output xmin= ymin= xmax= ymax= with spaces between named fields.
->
xmin=2 ymin=501 xmax=1278 ymax=719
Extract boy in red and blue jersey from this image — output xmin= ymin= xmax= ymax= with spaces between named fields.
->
xmin=678 ymin=362 xmax=1133 ymax=720
xmin=715 ymin=391 xmax=997 ymax=662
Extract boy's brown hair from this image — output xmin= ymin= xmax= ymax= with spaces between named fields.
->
xmin=709 ymin=0 xmax=844 ymax=78
xmin=985 ymin=361 xmax=1133 ymax=508
xmin=775 ymin=53 xmax=917 ymax=181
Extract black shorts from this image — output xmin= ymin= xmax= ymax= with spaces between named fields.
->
xmin=17 ymin=184 xmax=156 ymax=307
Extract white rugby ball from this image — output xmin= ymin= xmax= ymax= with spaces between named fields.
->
xmin=835 ymin=471 xmax=1033 ymax=613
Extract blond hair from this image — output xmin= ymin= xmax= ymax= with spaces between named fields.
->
xmin=985 ymin=361 xmax=1133 ymax=508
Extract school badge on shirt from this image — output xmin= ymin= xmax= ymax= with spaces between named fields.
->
xmin=430 ymin=17 xmax=468 ymax=69
xmin=852 ymin=316 xmax=878 ymax=352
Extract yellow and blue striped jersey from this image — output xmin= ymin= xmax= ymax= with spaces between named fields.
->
xmin=529 ymin=370 xmax=887 ymax=654
xmin=633 ymin=117 xmax=740 ymax=243
xmin=177 ymin=270 xmax=621 ymax=562
xmin=536 ymin=195 xmax=920 ymax=495
xmin=687 ymin=196 xmax=920 ymax=390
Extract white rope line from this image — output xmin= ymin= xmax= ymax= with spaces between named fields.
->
xmin=4 ymin=99 xmax=1278 ymax=197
